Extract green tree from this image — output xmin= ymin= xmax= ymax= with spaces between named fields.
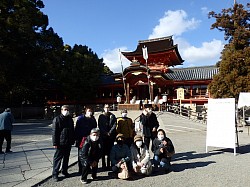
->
xmin=0 ymin=0 xmax=113 ymax=106
xmin=208 ymin=3 xmax=250 ymax=99
xmin=59 ymin=44 xmax=106 ymax=101
xmin=0 ymin=0 xmax=50 ymax=105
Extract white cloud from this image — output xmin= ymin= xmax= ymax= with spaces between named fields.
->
xmin=102 ymin=9 xmax=224 ymax=72
xmin=148 ymin=9 xmax=224 ymax=67
xmin=201 ymin=7 xmax=210 ymax=15
xmin=181 ymin=39 xmax=224 ymax=65
xmin=101 ymin=47 xmax=131 ymax=73
xmin=148 ymin=10 xmax=201 ymax=39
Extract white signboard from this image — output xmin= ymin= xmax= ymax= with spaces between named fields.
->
xmin=206 ymin=98 xmax=236 ymax=155
xmin=238 ymin=92 xmax=250 ymax=108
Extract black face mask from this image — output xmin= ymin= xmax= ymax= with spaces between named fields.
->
xmin=117 ymin=140 xmax=123 ymax=145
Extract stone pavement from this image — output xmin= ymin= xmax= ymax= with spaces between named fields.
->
xmin=0 ymin=110 xmax=142 ymax=187
xmin=0 ymin=138 xmax=78 ymax=187
xmin=1 ymin=110 xmax=249 ymax=187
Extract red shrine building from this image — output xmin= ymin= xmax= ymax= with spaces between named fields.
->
xmin=95 ymin=36 xmax=219 ymax=110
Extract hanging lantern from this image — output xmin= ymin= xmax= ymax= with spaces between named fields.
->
xmin=117 ymin=93 xmax=122 ymax=103
xmin=117 ymin=96 xmax=121 ymax=103
xmin=196 ymin=88 xmax=199 ymax=94
xmin=162 ymin=93 xmax=167 ymax=102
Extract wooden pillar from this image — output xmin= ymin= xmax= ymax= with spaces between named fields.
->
xmin=126 ymin=83 xmax=130 ymax=103
xmin=111 ymin=86 xmax=114 ymax=99
xmin=150 ymin=83 xmax=154 ymax=102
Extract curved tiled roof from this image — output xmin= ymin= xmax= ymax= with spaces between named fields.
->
xmin=121 ymin=36 xmax=184 ymax=66
xmin=165 ymin=66 xmax=219 ymax=81
xmin=122 ymin=36 xmax=174 ymax=55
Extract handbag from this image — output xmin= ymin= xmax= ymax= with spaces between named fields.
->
xmin=118 ymin=162 xmax=129 ymax=179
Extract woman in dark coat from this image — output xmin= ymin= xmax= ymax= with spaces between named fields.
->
xmin=75 ymin=107 xmax=97 ymax=173
xmin=152 ymin=129 xmax=175 ymax=173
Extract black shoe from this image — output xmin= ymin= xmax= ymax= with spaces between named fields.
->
xmin=52 ymin=175 xmax=59 ymax=182
xmin=62 ymin=172 xmax=70 ymax=178
xmin=0 ymin=151 xmax=4 ymax=154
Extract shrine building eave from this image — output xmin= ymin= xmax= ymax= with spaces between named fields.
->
xmin=121 ymin=36 xmax=184 ymax=67
xmin=113 ymin=65 xmax=172 ymax=86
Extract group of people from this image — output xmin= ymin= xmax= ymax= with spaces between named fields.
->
xmin=51 ymin=104 xmax=175 ymax=184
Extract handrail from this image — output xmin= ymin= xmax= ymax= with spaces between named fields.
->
xmin=163 ymin=104 xmax=207 ymax=124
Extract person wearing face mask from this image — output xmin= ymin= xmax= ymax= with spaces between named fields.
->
xmin=52 ymin=105 xmax=75 ymax=182
xmin=75 ymin=107 xmax=97 ymax=174
xmin=98 ymin=104 xmax=117 ymax=170
xmin=152 ymin=129 xmax=175 ymax=173
xmin=79 ymin=128 xmax=103 ymax=184
xmin=116 ymin=109 xmax=135 ymax=147
xmin=130 ymin=135 xmax=152 ymax=176
xmin=110 ymin=133 xmax=132 ymax=178
xmin=139 ymin=104 xmax=159 ymax=152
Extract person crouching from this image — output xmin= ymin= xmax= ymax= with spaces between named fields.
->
xmin=110 ymin=133 xmax=131 ymax=179
xmin=130 ymin=135 xmax=152 ymax=176
xmin=79 ymin=128 xmax=103 ymax=184
xmin=152 ymin=129 xmax=175 ymax=173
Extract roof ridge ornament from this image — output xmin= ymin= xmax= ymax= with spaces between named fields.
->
xmin=139 ymin=36 xmax=173 ymax=44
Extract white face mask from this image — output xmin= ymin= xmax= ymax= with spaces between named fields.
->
xmin=148 ymin=109 xmax=152 ymax=114
xmin=104 ymin=108 xmax=109 ymax=113
xmin=86 ymin=111 xmax=92 ymax=117
xmin=62 ymin=110 xmax=69 ymax=116
xmin=90 ymin=135 xmax=99 ymax=142
xmin=136 ymin=141 xmax=143 ymax=147
xmin=158 ymin=135 xmax=164 ymax=141
xmin=122 ymin=113 xmax=127 ymax=118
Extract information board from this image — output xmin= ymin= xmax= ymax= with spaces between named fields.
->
xmin=206 ymin=98 xmax=236 ymax=155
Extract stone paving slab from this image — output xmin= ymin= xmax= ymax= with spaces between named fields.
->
xmin=0 ymin=138 xmax=78 ymax=187
xmin=0 ymin=173 xmax=24 ymax=183
xmin=0 ymin=110 xmax=188 ymax=187
xmin=3 ymin=160 xmax=29 ymax=168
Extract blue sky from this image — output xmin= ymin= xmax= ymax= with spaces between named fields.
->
xmin=42 ymin=0 xmax=248 ymax=73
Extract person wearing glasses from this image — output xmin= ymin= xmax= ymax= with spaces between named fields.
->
xmin=52 ymin=105 xmax=75 ymax=182
xmin=98 ymin=104 xmax=117 ymax=170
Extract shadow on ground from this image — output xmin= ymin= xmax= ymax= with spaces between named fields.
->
xmin=173 ymin=151 xmax=223 ymax=162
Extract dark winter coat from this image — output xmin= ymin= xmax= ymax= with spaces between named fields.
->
xmin=98 ymin=112 xmax=117 ymax=139
xmin=153 ymin=137 xmax=175 ymax=159
xmin=79 ymin=136 xmax=103 ymax=166
xmin=52 ymin=114 xmax=75 ymax=146
xmin=110 ymin=143 xmax=131 ymax=166
xmin=140 ymin=112 xmax=159 ymax=138
xmin=74 ymin=115 xmax=97 ymax=147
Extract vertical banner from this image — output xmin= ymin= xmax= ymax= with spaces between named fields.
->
xmin=206 ymin=98 xmax=236 ymax=155
xmin=142 ymin=46 xmax=148 ymax=60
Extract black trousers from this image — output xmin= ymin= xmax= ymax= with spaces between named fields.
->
xmin=144 ymin=136 xmax=155 ymax=152
xmin=52 ymin=145 xmax=72 ymax=176
xmin=81 ymin=162 xmax=98 ymax=180
xmin=0 ymin=130 xmax=11 ymax=152
xmin=101 ymin=137 xmax=114 ymax=168
xmin=78 ymin=147 xmax=83 ymax=173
